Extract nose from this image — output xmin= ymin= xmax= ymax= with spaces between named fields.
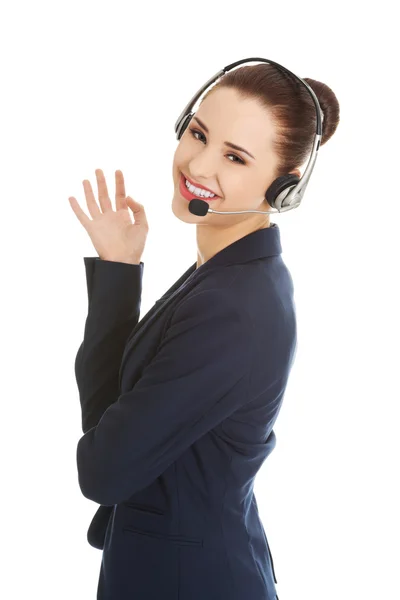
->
xmin=188 ymin=145 xmax=220 ymax=184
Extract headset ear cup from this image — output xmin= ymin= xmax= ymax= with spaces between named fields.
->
xmin=265 ymin=174 xmax=300 ymax=209
xmin=176 ymin=113 xmax=193 ymax=140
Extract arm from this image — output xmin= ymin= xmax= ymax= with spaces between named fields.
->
xmin=76 ymin=287 xmax=254 ymax=506
xmin=74 ymin=256 xmax=144 ymax=434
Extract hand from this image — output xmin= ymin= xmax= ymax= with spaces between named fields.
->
xmin=68 ymin=169 xmax=149 ymax=263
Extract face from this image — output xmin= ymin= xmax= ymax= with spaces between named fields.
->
xmin=171 ymin=86 xmax=293 ymax=229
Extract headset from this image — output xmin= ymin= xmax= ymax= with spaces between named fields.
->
xmin=174 ymin=57 xmax=323 ymax=217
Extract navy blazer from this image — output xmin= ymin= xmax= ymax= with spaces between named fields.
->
xmin=74 ymin=223 xmax=297 ymax=600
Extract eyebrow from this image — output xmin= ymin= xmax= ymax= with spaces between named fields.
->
xmin=192 ymin=116 xmax=256 ymax=160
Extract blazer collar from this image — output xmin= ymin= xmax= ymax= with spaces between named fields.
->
xmin=193 ymin=222 xmax=281 ymax=273
xmin=154 ymin=222 xmax=281 ymax=302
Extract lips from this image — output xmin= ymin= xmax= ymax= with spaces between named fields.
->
xmin=179 ymin=172 xmax=219 ymax=202
xmin=181 ymin=172 xmax=219 ymax=196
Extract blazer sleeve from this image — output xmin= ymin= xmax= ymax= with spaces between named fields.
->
xmin=74 ymin=257 xmax=144 ymax=434
xmin=76 ymin=287 xmax=254 ymax=506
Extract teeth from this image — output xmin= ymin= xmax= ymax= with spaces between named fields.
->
xmin=185 ymin=178 xmax=215 ymax=198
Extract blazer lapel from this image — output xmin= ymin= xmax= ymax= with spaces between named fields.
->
xmin=118 ymin=261 xmax=198 ymax=389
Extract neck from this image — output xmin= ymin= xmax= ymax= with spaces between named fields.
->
xmin=195 ymin=217 xmax=270 ymax=269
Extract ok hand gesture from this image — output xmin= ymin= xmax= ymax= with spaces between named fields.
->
xmin=68 ymin=169 xmax=149 ymax=264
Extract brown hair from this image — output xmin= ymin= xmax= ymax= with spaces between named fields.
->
xmin=199 ymin=63 xmax=340 ymax=179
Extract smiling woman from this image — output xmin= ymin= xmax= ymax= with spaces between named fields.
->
xmin=73 ymin=58 xmax=339 ymax=600
xmin=171 ymin=61 xmax=340 ymax=269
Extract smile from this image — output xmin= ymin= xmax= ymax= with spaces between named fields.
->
xmin=181 ymin=173 xmax=219 ymax=196
xmin=179 ymin=172 xmax=220 ymax=202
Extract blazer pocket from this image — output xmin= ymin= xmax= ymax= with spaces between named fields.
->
xmin=123 ymin=526 xmax=203 ymax=547
xmin=124 ymin=501 xmax=165 ymax=516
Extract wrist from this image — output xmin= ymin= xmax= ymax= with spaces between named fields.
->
xmin=100 ymin=256 xmax=141 ymax=265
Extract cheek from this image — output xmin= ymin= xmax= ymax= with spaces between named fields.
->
xmin=223 ymin=174 xmax=248 ymax=198
xmin=173 ymin=144 xmax=194 ymax=182
xmin=172 ymin=144 xmax=185 ymax=171
xmin=172 ymin=148 xmax=182 ymax=176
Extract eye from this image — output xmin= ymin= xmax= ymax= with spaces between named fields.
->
xmin=188 ymin=128 xmax=246 ymax=165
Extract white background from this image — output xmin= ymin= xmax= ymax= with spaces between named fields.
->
xmin=1 ymin=1 xmax=399 ymax=598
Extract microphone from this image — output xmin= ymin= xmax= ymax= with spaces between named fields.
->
xmin=187 ymin=198 xmax=294 ymax=216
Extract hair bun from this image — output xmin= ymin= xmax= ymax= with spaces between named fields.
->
xmin=303 ymin=78 xmax=340 ymax=145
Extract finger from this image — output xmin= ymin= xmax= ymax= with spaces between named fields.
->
xmin=95 ymin=168 xmax=112 ymax=212
xmin=68 ymin=196 xmax=91 ymax=229
xmin=115 ymin=169 xmax=126 ymax=211
xmin=82 ymin=179 xmax=102 ymax=218
xmin=126 ymin=197 xmax=149 ymax=228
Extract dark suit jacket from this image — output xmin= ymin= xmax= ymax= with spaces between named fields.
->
xmin=74 ymin=223 xmax=297 ymax=600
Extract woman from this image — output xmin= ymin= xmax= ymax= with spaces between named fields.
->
xmin=69 ymin=61 xmax=340 ymax=600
